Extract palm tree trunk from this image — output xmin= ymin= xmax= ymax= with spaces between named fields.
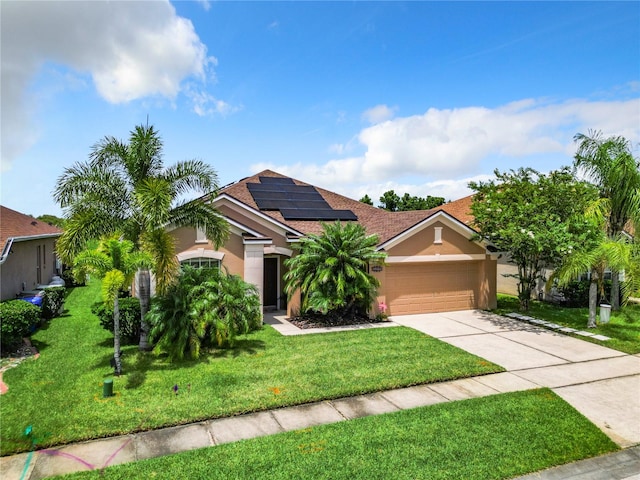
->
xmin=113 ymin=296 xmax=123 ymax=375
xmin=588 ymin=274 xmax=598 ymax=328
xmin=611 ymin=269 xmax=620 ymax=311
xmin=137 ymin=269 xmax=151 ymax=351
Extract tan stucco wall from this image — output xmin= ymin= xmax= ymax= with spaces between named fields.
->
xmin=386 ymin=221 xmax=485 ymax=257
xmin=172 ymin=226 xmax=244 ymax=276
xmin=1 ymin=238 xmax=59 ymax=301
xmin=217 ymin=205 xmax=292 ymax=250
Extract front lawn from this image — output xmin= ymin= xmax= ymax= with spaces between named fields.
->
xmin=57 ymin=389 xmax=618 ymax=480
xmin=1 ymin=280 xmax=503 ymax=456
xmin=494 ymin=294 xmax=640 ymax=354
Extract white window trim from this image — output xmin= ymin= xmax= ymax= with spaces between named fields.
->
xmin=434 ymin=226 xmax=443 ymax=244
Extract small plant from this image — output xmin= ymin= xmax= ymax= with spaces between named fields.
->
xmin=0 ymin=300 xmax=41 ymax=350
xmin=41 ymin=286 xmax=66 ymax=319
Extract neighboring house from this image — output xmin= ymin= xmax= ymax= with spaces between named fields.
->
xmin=0 ymin=206 xmax=63 ymax=301
xmin=169 ymin=170 xmax=498 ymax=316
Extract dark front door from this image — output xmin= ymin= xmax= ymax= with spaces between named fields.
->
xmin=263 ymin=257 xmax=278 ymax=307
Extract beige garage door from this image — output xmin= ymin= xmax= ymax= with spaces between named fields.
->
xmin=386 ymin=262 xmax=479 ymax=315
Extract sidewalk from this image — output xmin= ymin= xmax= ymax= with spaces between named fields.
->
xmin=2 ymin=310 xmax=639 ymax=479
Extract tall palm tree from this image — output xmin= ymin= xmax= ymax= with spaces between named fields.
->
xmin=284 ymin=221 xmax=387 ymax=317
xmin=54 ymin=124 xmax=229 ymax=350
xmin=73 ymin=237 xmax=152 ymax=374
xmin=574 ymin=130 xmax=640 ymax=310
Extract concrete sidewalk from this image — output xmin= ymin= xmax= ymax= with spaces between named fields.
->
xmin=2 ymin=310 xmax=639 ymax=479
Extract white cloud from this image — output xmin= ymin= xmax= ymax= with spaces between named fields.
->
xmin=361 ymin=104 xmax=397 ymax=124
xmin=0 ymin=0 xmax=226 ymax=171
xmin=252 ymin=96 xmax=639 ymax=201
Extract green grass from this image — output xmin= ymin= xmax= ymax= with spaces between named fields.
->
xmin=1 ymin=280 xmax=503 ymax=456
xmin=56 ymin=389 xmax=618 ymax=480
xmin=494 ymin=294 xmax=640 ymax=354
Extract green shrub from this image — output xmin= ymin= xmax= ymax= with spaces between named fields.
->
xmin=61 ymin=267 xmax=85 ymax=287
xmin=41 ymin=286 xmax=66 ymax=319
xmin=148 ymin=266 xmax=262 ymax=361
xmin=559 ymin=279 xmax=619 ymax=307
xmin=91 ymin=297 xmax=141 ymax=344
xmin=0 ymin=300 xmax=41 ymax=349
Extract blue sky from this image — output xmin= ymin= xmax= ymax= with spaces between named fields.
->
xmin=2 ymin=1 xmax=639 ymax=217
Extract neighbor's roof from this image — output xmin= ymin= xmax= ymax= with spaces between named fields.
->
xmin=217 ymin=170 xmax=472 ymax=245
xmin=0 ymin=205 xmax=63 ymax=247
xmin=438 ymin=195 xmax=475 ymax=227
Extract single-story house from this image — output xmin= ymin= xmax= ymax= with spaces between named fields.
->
xmin=0 ymin=206 xmax=63 ymax=301
xmin=169 ymin=170 xmax=498 ymax=317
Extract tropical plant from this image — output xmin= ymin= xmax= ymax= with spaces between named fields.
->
xmin=284 ymin=221 xmax=386 ymax=317
xmin=53 ymin=124 xmax=229 ymax=350
xmin=148 ymin=266 xmax=261 ymax=361
xmin=91 ymin=297 xmax=142 ymax=344
xmin=574 ymin=130 xmax=640 ymax=310
xmin=550 ymin=232 xmax=631 ymax=328
xmin=73 ymin=237 xmax=152 ymax=374
xmin=470 ymin=167 xmax=599 ymax=310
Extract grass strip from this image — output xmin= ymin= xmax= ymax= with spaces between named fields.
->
xmin=494 ymin=294 xmax=640 ymax=354
xmin=1 ymin=281 xmax=502 ymax=455
xmin=56 ymin=389 xmax=618 ymax=480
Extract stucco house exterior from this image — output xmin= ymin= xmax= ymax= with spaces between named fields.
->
xmin=169 ymin=170 xmax=498 ymax=317
xmin=0 ymin=206 xmax=63 ymax=301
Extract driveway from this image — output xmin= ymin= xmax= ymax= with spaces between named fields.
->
xmin=391 ymin=310 xmax=640 ymax=448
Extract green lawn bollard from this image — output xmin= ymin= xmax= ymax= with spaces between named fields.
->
xmin=103 ymin=379 xmax=114 ymax=398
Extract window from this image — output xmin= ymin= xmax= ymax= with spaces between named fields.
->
xmin=180 ymin=257 xmax=220 ymax=269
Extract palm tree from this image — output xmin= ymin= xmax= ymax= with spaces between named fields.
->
xmin=73 ymin=237 xmax=152 ymax=374
xmin=574 ymin=130 xmax=640 ymax=310
xmin=54 ymin=124 xmax=229 ymax=350
xmin=284 ymin=221 xmax=387 ymax=317
xmin=552 ymin=234 xmax=631 ymax=328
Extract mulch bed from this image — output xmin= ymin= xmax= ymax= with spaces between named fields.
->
xmin=288 ymin=312 xmax=388 ymax=329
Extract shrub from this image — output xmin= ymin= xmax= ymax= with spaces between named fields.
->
xmin=91 ymin=297 xmax=141 ymax=344
xmin=559 ymin=279 xmax=618 ymax=308
xmin=61 ymin=267 xmax=85 ymax=287
xmin=0 ymin=300 xmax=41 ymax=349
xmin=148 ymin=266 xmax=262 ymax=361
xmin=41 ymin=286 xmax=66 ymax=319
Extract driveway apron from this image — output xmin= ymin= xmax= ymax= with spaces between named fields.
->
xmin=391 ymin=310 xmax=640 ymax=448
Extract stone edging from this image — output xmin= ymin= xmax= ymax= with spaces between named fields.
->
xmin=505 ymin=313 xmax=611 ymax=341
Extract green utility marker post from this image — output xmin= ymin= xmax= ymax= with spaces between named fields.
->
xmin=103 ymin=379 xmax=114 ymax=398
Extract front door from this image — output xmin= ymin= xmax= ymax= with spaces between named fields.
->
xmin=263 ymin=257 xmax=278 ymax=308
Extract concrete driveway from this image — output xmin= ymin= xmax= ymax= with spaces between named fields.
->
xmin=391 ymin=310 xmax=640 ymax=448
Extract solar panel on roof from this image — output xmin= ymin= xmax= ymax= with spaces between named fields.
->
xmin=258 ymin=177 xmax=295 ymax=185
xmin=247 ymin=179 xmax=357 ymax=221
xmin=280 ymin=209 xmax=358 ymax=221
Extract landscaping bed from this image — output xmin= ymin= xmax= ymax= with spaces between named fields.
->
xmin=288 ymin=311 xmax=387 ymax=329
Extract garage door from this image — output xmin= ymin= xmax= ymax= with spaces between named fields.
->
xmin=386 ymin=262 xmax=479 ymax=315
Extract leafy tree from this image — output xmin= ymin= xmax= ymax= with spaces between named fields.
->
xmin=574 ymin=130 xmax=640 ymax=310
xmin=54 ymin=124 xmax=229 ymax=350
xmin=398 ymin=193 xmax=445 ymax=211
xmin=73 ymin=237 xmax=152 ymax=374
xmin=147 ymin=266 xmax=261 ymax=361
xmin=36 ymin=214 xmax=65 ymax=228
xmin=470 ymin=167 xmax=599 ymax=311
xmin=359 ymin=194 xmax=374 ymax=206
xmin=284 ymin=221 xmax=386 ymax=317
xmin=379 ymin=190 xmax=401 ymax=211
xmin=378 ymin=190 xmax=445 ymax=211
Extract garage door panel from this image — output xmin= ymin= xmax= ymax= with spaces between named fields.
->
xmin=386 ymin=262 xmax=479 ymax=315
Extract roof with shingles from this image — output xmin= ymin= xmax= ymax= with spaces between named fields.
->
xmin=0 ymin=206 xmax=63 ymax=247
xmin=218 ymin=170 xmax=469 ymax=245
